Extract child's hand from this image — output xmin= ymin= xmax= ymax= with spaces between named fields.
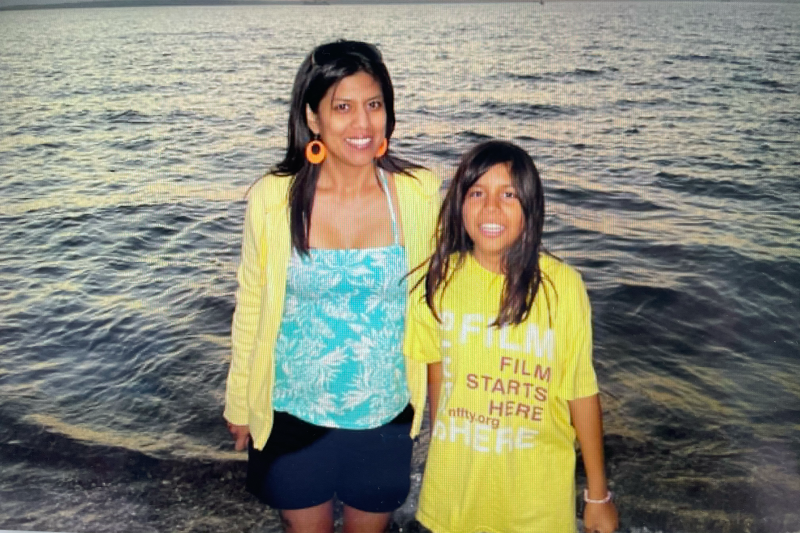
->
xmin=583 ymin=501 xmax=618 ymax=533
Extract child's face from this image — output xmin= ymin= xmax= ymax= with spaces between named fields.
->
xmin=462 ymin=163 xmax=524 ymax=273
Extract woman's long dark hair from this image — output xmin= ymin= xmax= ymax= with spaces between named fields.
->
xmin=424 ymin=140 xmax=547 ymax=327
xmin=273 ymin=40 xmax=421 ymax=254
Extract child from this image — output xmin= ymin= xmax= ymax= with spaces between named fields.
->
xmin=405 ymin=140 xmax=618 ymax=533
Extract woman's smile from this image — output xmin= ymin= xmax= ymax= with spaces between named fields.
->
xmin=345 ymin=136 xmax=373 ymax=150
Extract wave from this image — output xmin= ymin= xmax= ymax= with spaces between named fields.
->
xmin=653 ymin=171 xmax=778 ymax=202
xmin=479 ymin=101 xmax=578 ymax=119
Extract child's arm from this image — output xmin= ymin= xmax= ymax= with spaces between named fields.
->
xmin=569 ymin=394 xmax=618 ymax=533
xmin=427 ymin=362 xmax=443 ymax=426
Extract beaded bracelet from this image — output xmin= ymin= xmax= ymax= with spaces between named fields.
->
xmin=583 ymin=489 xmax=614 ymax=504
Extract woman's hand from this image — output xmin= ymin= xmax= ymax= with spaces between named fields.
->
xmin=584 ymin=501 xmax=618 ymax=533
xmin=227 ymin=422 xmax=250 ymax=451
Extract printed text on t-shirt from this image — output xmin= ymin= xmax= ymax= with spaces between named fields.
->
xmin=432 ymin=310 xmax=555 ymax=453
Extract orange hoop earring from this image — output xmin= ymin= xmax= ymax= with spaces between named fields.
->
xmin=376 ymin=138 xmax=388 ymax=158
xmin=305 ymin=139 xmax=326 ymax=165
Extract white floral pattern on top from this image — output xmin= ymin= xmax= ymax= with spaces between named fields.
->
xmin=272 ymin=245 xmax=410 ymax=428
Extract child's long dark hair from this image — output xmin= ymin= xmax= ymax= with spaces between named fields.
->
xmin=272 ymin=40 xmax=421 ymax=254
xmin=424 ymin=140 xmax=546 ymax=327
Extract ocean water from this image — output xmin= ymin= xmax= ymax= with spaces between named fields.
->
xmin=1 ymin=2 xmax=799 ymax=532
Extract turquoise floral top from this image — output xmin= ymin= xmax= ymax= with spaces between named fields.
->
xmin=271 ymin=170 xmax=410 ymax=429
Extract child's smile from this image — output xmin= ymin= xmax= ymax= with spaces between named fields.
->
xmin=462 ymin=163 xmax=524 ymax=273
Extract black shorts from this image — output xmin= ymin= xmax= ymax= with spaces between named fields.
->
xmin=247 ymin=405 xmax=414 ymax=513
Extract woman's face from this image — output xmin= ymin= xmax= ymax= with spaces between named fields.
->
xmin=307 ymin=71 xmax=387 ymax=171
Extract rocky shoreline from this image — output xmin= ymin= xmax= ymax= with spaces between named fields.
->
xmin=2 ymin=410 xmax=799 ymax=533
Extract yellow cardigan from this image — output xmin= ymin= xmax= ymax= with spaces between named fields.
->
xmin=224 ymin=169 xmax=441 ymax=450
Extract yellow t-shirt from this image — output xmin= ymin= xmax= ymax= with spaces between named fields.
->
xmin=405 ymin=253 xmax=598 ymax=533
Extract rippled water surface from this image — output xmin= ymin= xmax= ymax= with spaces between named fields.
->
xmin=1 ymin=2 xmax=799 ymax=532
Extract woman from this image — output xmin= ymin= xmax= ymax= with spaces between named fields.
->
xmin=224 ymin=40 xmax=440 ymax=533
